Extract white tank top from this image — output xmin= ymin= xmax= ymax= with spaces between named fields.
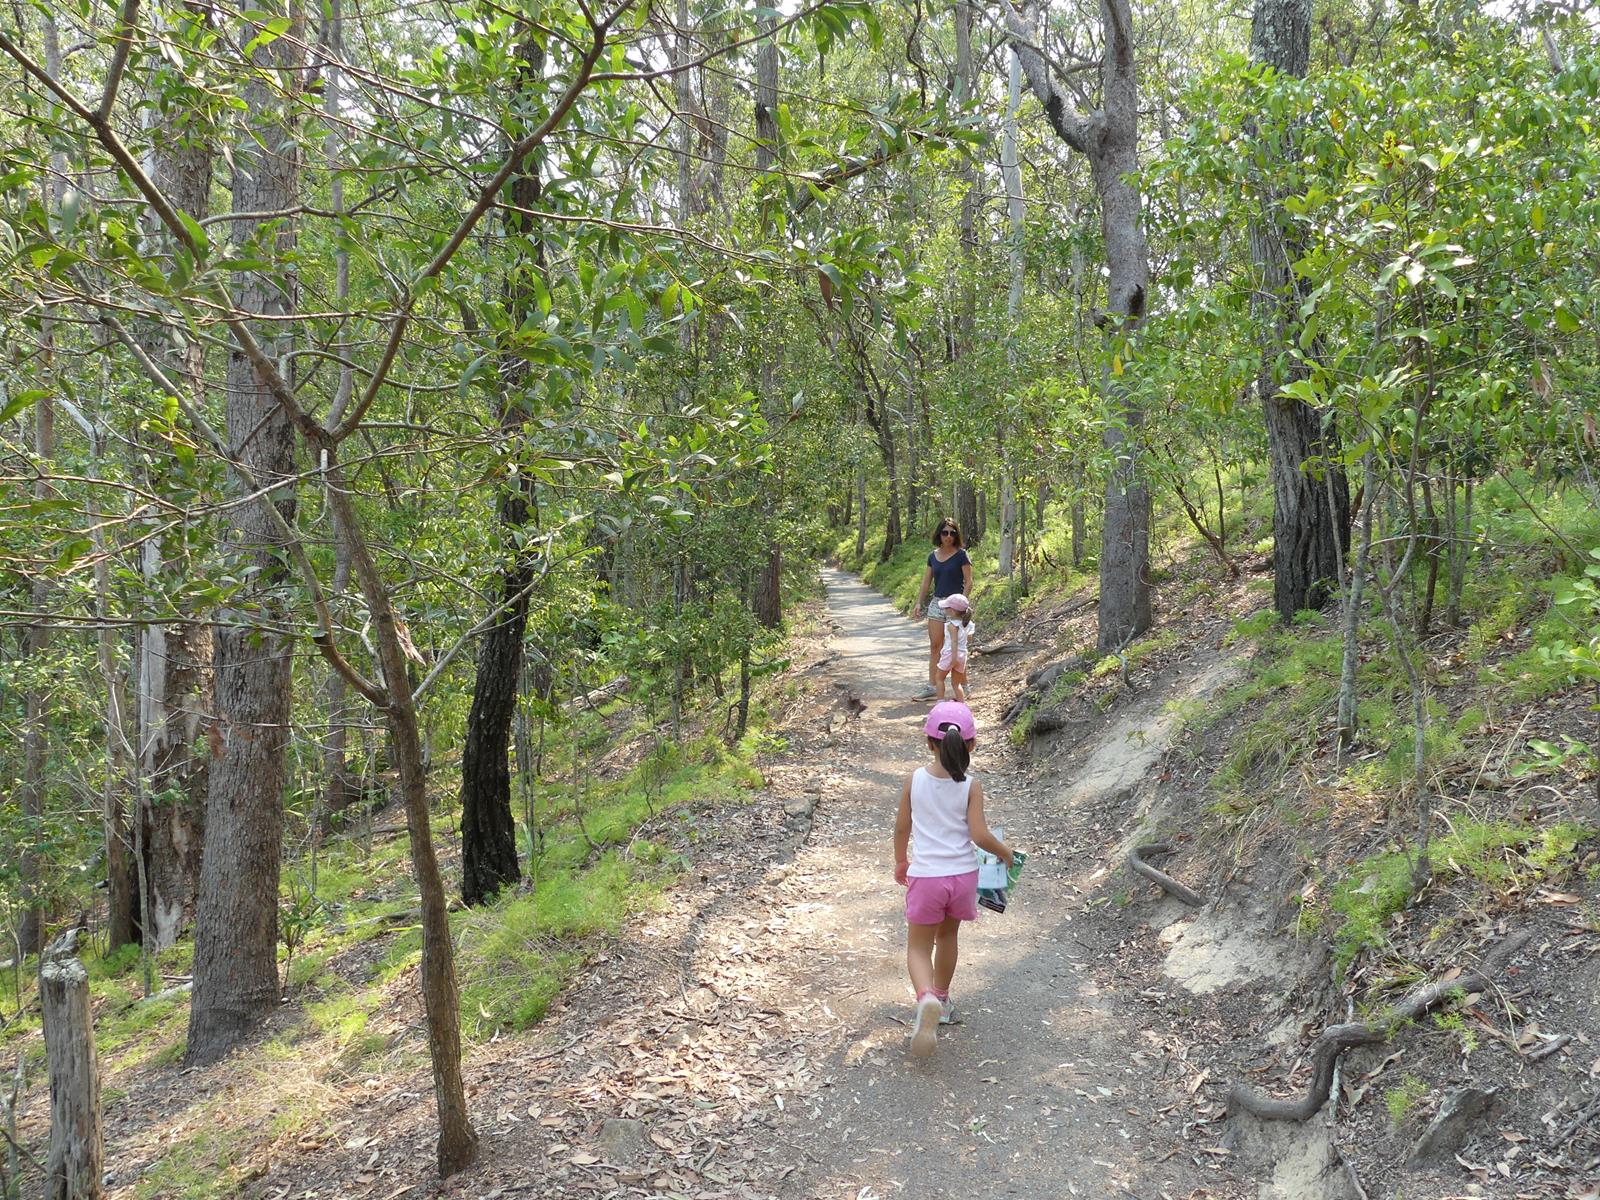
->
xmin=907 ymin=767 xmax=978 ymax=878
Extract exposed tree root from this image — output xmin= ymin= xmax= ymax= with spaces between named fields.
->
xmin=1027 ymin=707 xmax=1090 ymax=736
xmin=1228 ymin=931 xmax=1531 ymax=1122
xmin=1128 ymin=842 xmax=1205 ymax=907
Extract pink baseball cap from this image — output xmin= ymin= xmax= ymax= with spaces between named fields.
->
xmin=942 ymin=593 xmax=970 ymax=612
xmin=924 ymin=700 xmax=977 ymax=741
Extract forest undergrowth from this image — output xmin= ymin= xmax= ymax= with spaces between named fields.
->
xmin=0 ymin=622 xmax=810 ymax=1199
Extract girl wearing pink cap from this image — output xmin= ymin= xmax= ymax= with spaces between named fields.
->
xmin=892 ymin=701 xmax=1013 ymax=1058
xmin=935 ymin=593 xmax=973 ymax=701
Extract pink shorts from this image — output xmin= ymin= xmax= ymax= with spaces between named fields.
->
xmin=905 ymin=871 xmax=979 ymax=925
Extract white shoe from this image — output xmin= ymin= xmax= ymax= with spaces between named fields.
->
xmin=910 ymin=994 xmax=941 ymax=1057
xmin=938 ymin=996 xmax=956 ymax=1025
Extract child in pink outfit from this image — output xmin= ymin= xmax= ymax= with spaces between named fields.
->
xmin=934 ymin=593 xmax=973 ymax=700
xmin=892 ymin=701 xmax=1013 ymax=1058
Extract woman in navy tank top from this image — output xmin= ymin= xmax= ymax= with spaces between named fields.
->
xmin=913 ymin=518 xmax=973 ymax=699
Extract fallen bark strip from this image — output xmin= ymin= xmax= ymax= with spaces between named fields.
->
xmin=1129 ymin=842 xmax=1206 ymax=907
xmin=1229 ymin=931 xmax=1531 ymax=1122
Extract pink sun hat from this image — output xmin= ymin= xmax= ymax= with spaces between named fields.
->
xmin=941 ymin=593 xmax=970 ymax=612
xmin=924 ymin=700 xmax=977 ymax=741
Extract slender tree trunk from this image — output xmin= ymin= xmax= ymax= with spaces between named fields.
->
xmin=1071 ymin=491 xmax=1086 ymax=569
xmin=953 ymin=0 xmax=980 ymax=547
xmin=997 ymin=46 xmax=1027 ymax=578
xmin=877 ymin=421 xmax=903 ymax=560
xmin=855 ymin=461 xmax=868 ymax=559
xmin=89 ymin=424 xmax=137 ymax=953
xmin=751 ymin=26 xmax=784 ymax=628
xmin=1250 ymin=0 xmax=1351 ymax=620
xmin=318 ymin=459 xmax=479 ymax=1174
xmin=18 ymin=383 xmax=53 ymax=960
xmin=17 ymin=13 xmax=66 ymax=961
xmin=1336 ymin=454 xmax=1376 ymax=751
xmin=319 ymin=0 xmax=358 ymax=826
xmin=186 ymin=0 xmax=303 ymax=1066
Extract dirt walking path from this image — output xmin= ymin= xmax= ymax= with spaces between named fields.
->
xmin=766 ymin=570 xmax=1222 ymax=1199
xmin=435 ymin=571 xmax=1238 ymax=1200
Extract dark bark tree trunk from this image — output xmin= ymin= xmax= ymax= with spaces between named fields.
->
xmin=186 ymin=0 xmax=302 ymax=1066
xmin=459 ymin=476 xmax=534 ymax=906
xmin=754 ymin=547 xmax=782 ymax=627
xmin=1250 ymin=0 xmax=1351 ymax=620
xmin=878 ymin=422 xmax=903 ymax=560
xmin=460 ymin=35 xmax=550 ymax=907
xmin=1011 ymin=0 xmax=1151 ymax=651
xmin=855 ymin=461 xmax=868 ymax=559
xmin=751 ymin=29 xmax=784 ymax=630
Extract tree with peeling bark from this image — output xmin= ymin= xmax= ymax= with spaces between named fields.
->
xmin=1006 ymin=0 xmax=1151 ymax=653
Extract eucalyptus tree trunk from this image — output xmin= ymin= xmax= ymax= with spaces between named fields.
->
xmin=996 ymin=46 xmax=1027 ymax=578
xmin=134 ymin=0 xmax=216 ymax=951
xmin=1009 ymin=0 xmax=1151 ymax=652
xmin=460 ymin=35 xmax=546 ymax=907
xmin=186 ymin=0 xmax=303 ymax=1066
xmin=1250 ymin=0 xmax=1351 ymax=620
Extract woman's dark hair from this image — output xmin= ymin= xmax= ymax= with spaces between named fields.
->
xmin=928 ymin=724 xmax=971 ymax=782
xmin=931 ymin=518 xmax=965 ymax=548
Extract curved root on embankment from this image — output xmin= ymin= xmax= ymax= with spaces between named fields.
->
xmin=1129 ymin=842 xmax=1206 ymax=907
xmin=1227 ymin=931 xmax=1532 ymax=1122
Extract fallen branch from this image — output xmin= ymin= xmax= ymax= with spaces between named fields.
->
xmin=973 ymin=640 xmax=1037 ymax=657
xmin=1525 ymin=1033 xmax=1572 ymax=1063
xmin=1129 ymin=843 xmax=1206 ymax=907
xmin=1228 ymin=931 xmax=1531 ymax=1122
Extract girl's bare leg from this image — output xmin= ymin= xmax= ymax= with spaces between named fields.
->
xmin=951 ymin=667 xmax=966 ymax=701
xmin=926 ymin=618 xmax=944 ymax=689
xmin=932 ymin=916 xmax=961 ymax=993
xmin=934 ymin=667 xmax=949 ymax=699
xmin=906 ymin=921 xmax=939 ymax=997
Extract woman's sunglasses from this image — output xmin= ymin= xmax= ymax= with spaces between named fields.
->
xmin=939 ymin=528 xmax=957 ymax=538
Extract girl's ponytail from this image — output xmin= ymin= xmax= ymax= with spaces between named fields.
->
xmin=938 ymin=725 xmax=970 ymax=782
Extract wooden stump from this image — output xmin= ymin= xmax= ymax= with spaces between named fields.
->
xmin=40 ymin=929 xmax=102 ymax=1200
